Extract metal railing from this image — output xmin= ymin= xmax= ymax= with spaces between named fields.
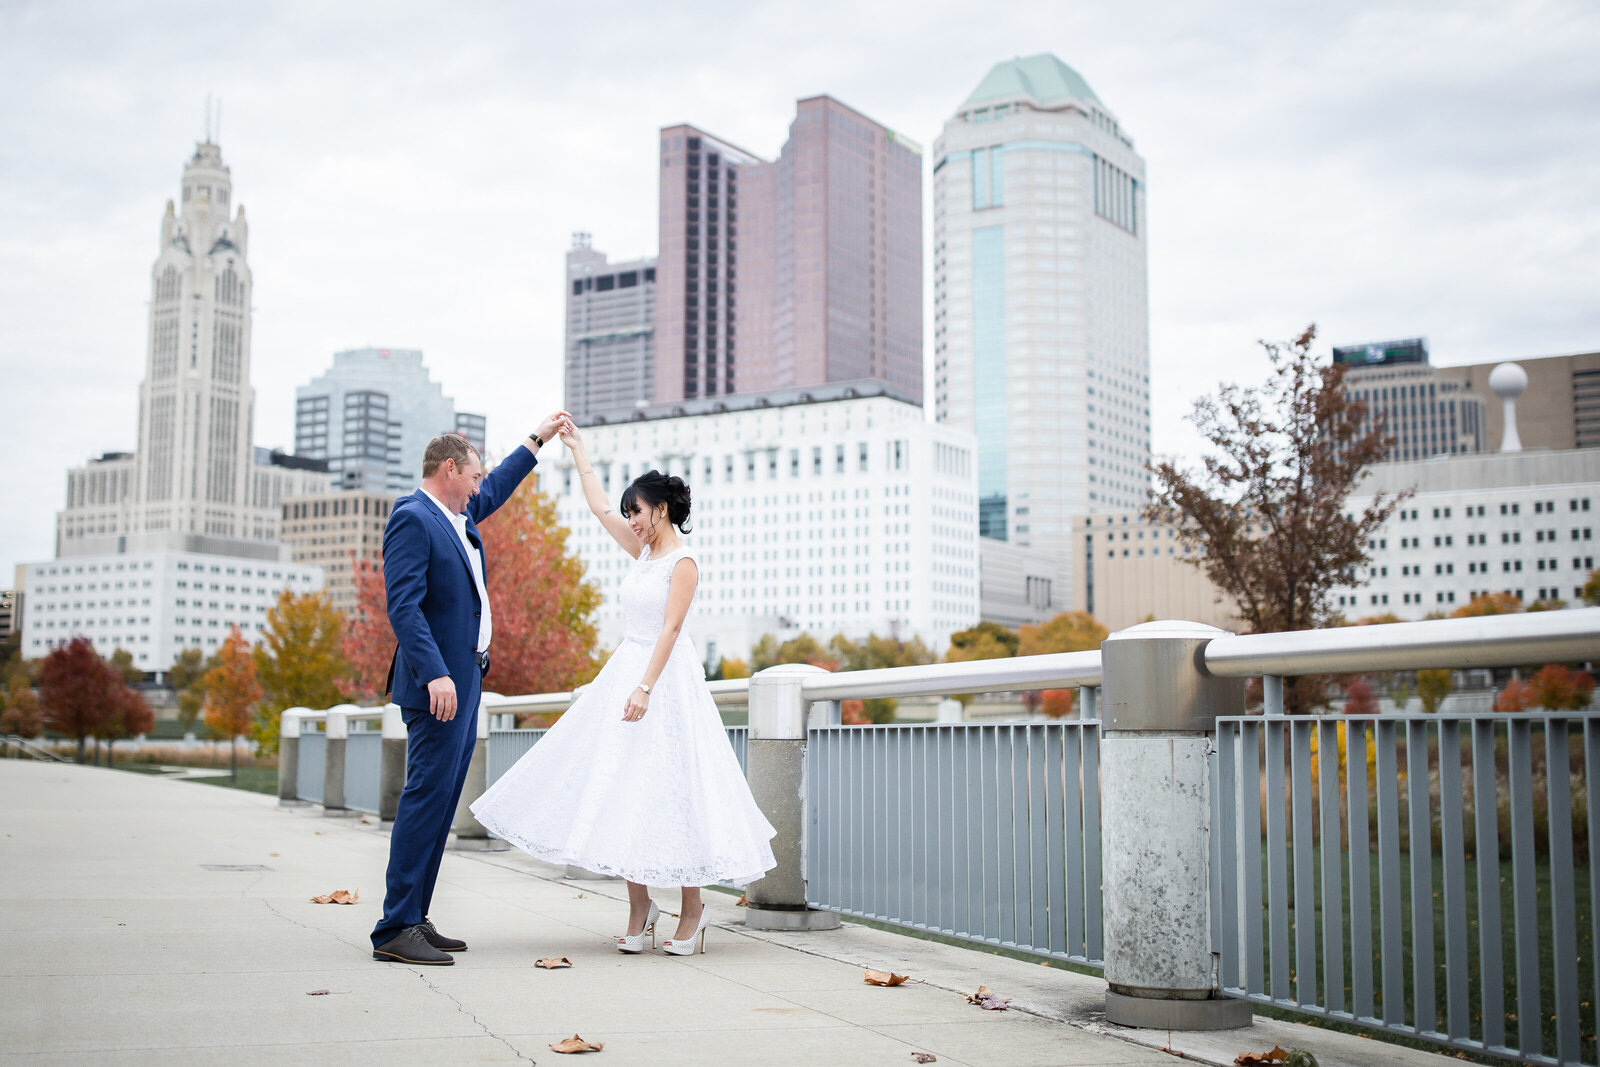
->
xmin=1210 ymin=609 xmax=1600 ymax=1066
xmin=2 ymin=735 xmax=72 ymax=762
xmin=797 ymin=650 xmax=1105 ymax=966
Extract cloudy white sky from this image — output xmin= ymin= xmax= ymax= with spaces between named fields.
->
xmin=2 ymin=0 xmax=1597 ymax=579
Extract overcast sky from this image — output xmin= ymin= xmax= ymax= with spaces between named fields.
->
xmin=2 ymin=0 xmax=1597 ymax=579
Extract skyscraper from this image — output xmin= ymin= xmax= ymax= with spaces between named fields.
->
xmin=294 ymin=348 xmax=485 ymax=492
xmin=653 ymin=97 xmax=923 ymax=407
xmin=933 ymin=54 xmax=1150 ymax=602
xmin=55 ymin=140 xmax=326 ymax=557
xmin=564 ymin=234 xmax=657 ymax=423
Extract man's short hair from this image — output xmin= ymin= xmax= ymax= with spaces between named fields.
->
xmin=422 ymin=433 xmax=481 ymax=478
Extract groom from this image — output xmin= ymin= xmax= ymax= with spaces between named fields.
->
xmin=371 ymin=416 xmax=567 ymax=965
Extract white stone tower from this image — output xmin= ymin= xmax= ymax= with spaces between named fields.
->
xmin=932 ymin=54 xmax=1150 ymax=607
xmin=131 ymin=140 xmax=257 ymax=538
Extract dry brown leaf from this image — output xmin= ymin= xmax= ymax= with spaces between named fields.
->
xmin=306 ymin=989 xmax=349 ymax=996
xmin=1234 ymin=1048 xmax=1289 ymax=1066
xmin=735 ymin=893 xmax=749 ymax=906
xmin=965 ymin=985 xmax=1010 ymax=1010
xmin=309 ymin=889 xmax=359 ymax=905
xmin=535 ymin=957 xmax=573 ymax=969
xmin=864 ymin=969 xmax=911 ymax=986
xmin=911 ymin=1054 xmax=937 ymax=1064
xmin=550 ymin=1034 xmax=604 ymax=1054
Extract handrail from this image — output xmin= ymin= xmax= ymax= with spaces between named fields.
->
xmin=1203 ymin=607 xmax=1600 ymax=678
xmin=798 ymin=649 xmax=1102 ymax=701
xmin=3 ymin=735 xmax=72 ymax=762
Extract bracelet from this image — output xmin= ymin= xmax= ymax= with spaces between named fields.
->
xmin=580 ymin=468 xmax=594 ymax=475
xmin=530 ymin=432 xmax=544 ymax=447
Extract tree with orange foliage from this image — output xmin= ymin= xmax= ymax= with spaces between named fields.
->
xmin=343 ymin=482 xmax=603 ymax=705
xmin=204 ymin=626 xmax=263 ymax=780
xmin=1039 ymin=689 xmax=1076 ymax=718
xmin=1529 ymin=664 xmax=1596 ymax=711
xmin=1452 ymin=591 xmax=1523 ymax=618
xmin=1494 ymin=677 xmax=1537 ymax=713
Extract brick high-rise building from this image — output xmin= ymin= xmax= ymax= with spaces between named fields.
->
xmin=652 ymin=96 xmax=923 ymax=408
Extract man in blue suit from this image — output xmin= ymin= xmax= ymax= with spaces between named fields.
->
xmin=371 ymin=418 xmax=566 ymax=965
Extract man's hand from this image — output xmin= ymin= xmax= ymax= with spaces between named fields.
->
xmin=534 ymin=411 xmax=571 ymax=447
xmin=428 ymin=675 xmax=458 ymax=721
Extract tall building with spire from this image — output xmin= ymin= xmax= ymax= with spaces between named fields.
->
xmin=55 ymin=140 xmax=325 ymax=558
xmin=933 ymin=54 xmax=1150 ymax=616
xmin=32 ymin=140 xmax=326 ymax=672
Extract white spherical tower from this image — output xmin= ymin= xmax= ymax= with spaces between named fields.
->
xmin=1489 ymin=362 xmax=1528 ymax=454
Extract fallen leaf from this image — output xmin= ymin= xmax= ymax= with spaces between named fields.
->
xmin=1234 ymin=1048 xmax=1289 ymax=1066
xmin=535 ymin=957 xmax=573 ymax=969
xmin=864 ymin=969 xmax=911 ymax=986
xmin=309 ymin=889 xmax=360 ymax=904
xmin=736 ymin=893 xmax=749 ymax=907
xmin=306 ymin=989 xmax=349 ymax=996
xmin=911 ymin=1054 xmax=937 ymax=1064
xmin=550 ymin=1034 xmax=604 ymax=1054
xmin=269 ymin=852 xmax=280 ymax=857
xmin=965 ymin=985 xmax=1010 ymax=1010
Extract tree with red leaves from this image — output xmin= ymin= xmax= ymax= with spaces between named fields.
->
xmin=343 ymin=481 xmax=603 ymax=705
xmin=1494 ymin=677 xmax=1537 ymax=713
xmin=1529 ymin=664 xmax=1596 ymax=711
xmin=1342 ymin=677 xmax=1379 ymax=716
xmin=204 ymin=626 xmax=263 ymax=779
xmin=37 ymin=637 xmax=123 ymax=762
xmin=103 ymin=685 xmax=156 ymax=765
xmin=1145 ymin=326 xmax=1408 ymax=713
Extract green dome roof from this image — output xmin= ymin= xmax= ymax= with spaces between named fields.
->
xmin=962 ymin=53 xmax=1101 ymax=109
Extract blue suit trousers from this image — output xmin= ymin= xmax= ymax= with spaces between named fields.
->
xmin=370 ymin=701 xmax=479 ymax=948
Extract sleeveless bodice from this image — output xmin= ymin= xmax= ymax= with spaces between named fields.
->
xmin=619 ymin=543 xmax=697 ymax=645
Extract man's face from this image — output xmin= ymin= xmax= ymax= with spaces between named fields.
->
xmin=442 ymin=453 xmax=484 ymax=513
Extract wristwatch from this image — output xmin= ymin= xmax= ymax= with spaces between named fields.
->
xmin=636 ymin=683 xmax=651 ymax=695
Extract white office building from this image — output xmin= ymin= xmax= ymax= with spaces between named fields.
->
xmin=294 ymin=347 xmax=486 ymax=493
xmin=933 ymin=53 xmax=1151 ymax=605
xmin=542 ymin=386 xmax=980 ymax=661
xmin=20 ymin=551 xmax=322 ymax=667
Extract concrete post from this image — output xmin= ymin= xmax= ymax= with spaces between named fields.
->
xmin=451 ymin=695 xmax=506 ymax=850
xmin=277 ymin=710 xmax=305 ymax=805
xmin=322 ymin=707 xmax=349 ymax=815
xmin=935 ymin=698 xmax=964 ymax=723
xmin=1100 ymin=620 xmax=1251 ymax=1030
xmin=378 ymin=704 xmax=407 ymax=824
xmin=744 ymin=663 xmax=840 ymax=931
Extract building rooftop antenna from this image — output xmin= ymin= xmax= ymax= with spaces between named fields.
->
xmin=205 ymin=93 xmax=212 ymax=143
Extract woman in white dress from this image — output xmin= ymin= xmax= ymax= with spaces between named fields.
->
xmin=470 ymin=421 xmax=776 ymax=955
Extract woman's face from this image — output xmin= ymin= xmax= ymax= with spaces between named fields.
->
xmin=627 ymin=498 xmax=670 ymax=543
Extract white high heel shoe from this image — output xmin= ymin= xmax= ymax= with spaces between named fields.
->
xmin=661 ymin=905 xmax=712 ymax=956
xmin=616 ymin=899 xmax=660 ymax=954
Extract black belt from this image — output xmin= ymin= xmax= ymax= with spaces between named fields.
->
xmin=477 ymin=649 xmax=491 ymax=676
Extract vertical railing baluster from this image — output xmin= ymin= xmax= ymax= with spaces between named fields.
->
xmin=1317 ymin=718 xmax=1344 ymax=1015
xmin=985 ymin=726 xmax=1003 ymax=943
xmin=1292 ymin=717 xmax=1316 ymax=1007
xmin=1508 ymin=717 xmax=1541 ymax=1058
xmin=1348 ymin=719 xmax=1374 ymax=1022
xmin=1208 ymin=731 xmax=1222 ymax=962
xmin=1588 ymin=719 xmax=1600 ymax=1057
xmin=1472 ymin=719 xmax=1505 ymax=1051
xmin=1546 ymin=718 xmax=1581 ymax=1063
xmin=1267 ymin=712 xmax=1291 ymax=1002
xmin=1375 ymin=719 xmax=1404 ymax=1026
xmin=1218 ymin=720 xmax=1241 ymax=991
xmin=1000 ymin=724 xmax=1021 ymax=945
xmin=1406 ymin=718 xmax=1436 ymax=1034
xmin=1437 ymin=719 xmax=1470 ymax=1041
xmin=1242 ymin=721 xmax=1265 ymax=996
xmin=937 ymin=726 xmax=953 ymax=934
xmin=1063 ymin=725 xmax=1084 ymax=961
xmin=954 ymin=725 xmax=971 ymax=938
xmin=1045 ymin=725 xmax=1067 ymax=957
xmin=1083 ymin=723 xmax=1103 ymax=964
xmin=1028 ymin=726 xmax=1050 ymax=954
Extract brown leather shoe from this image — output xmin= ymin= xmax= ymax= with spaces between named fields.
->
xmin=372 ymin=925 xmax=454 ymax=965
xmin=419 ymin=918 xmax=467 ymax=952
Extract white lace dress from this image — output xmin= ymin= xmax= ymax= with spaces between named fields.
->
xmin=470 ymin=543 xmax=776 ymax=887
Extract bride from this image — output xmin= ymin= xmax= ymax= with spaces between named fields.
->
xmin=470 ymin=419 xmax=776 ymax=955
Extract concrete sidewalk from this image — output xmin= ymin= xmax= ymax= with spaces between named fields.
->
xmin=0 ymin=760 xmax=1459 ymax=1066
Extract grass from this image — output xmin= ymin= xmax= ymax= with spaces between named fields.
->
xmin=177 ymin=767 xmax=280 ymax=795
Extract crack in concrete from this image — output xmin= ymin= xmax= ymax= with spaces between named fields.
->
xmin=410 ymin=969 xmax=538 ymax=1065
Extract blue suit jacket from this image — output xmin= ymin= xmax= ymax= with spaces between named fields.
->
xmin=383 ymin=446 xmax=538 ymax=710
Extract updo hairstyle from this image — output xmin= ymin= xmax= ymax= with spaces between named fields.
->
xmin=620 ymin=469 xmax=693 ymax=533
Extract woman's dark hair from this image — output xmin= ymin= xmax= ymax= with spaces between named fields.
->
xmin=620 ymin=469 xmax=692 ymax=533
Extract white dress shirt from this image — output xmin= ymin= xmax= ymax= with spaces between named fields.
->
xmin=420 ymin=488 xmax=492 ymax=653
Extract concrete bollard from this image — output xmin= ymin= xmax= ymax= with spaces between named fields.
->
xmin=450 ymin=694 xmax=506 ymax=850
xmin=278 ymin=709 xmax=305 ymax=805
xmin=378 ymin=704 xmax=407 ymax=824
xmin=743 ymin=663 xmax=840 ymax=932
xmin=322 ymin=707 xmax=350 ymax=815
xmin=1100 ymin=621 xmax=1251 ymax=1030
